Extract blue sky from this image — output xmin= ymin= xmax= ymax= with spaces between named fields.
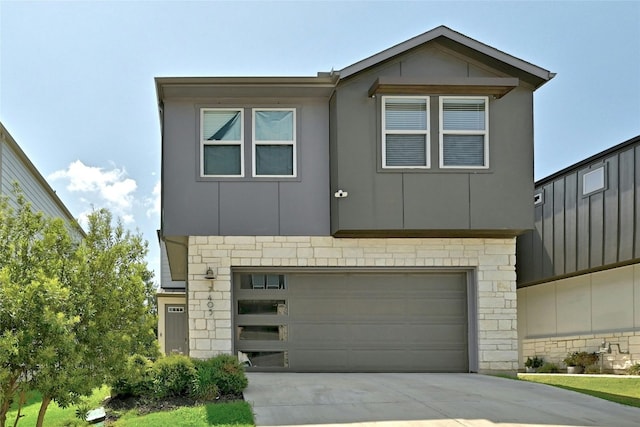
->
xmin=1 ymin=0 xmax=639 ymax=283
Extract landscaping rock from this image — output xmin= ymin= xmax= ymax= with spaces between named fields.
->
xmin=86 ymin=406 xmax=106 ymax=424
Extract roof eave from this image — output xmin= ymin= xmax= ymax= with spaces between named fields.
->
xmin=338 ymin=25 xmax=554 ymax=89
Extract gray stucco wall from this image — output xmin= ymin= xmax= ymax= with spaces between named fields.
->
xmin=330 ymin=44 xmax=535 ymax=235
xmin=517 ymin=136 xmax=640 ymax=286
xmin=162 ymin=98 xmax=330 ymax=237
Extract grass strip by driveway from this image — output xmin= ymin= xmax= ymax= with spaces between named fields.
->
xmin=111 ymin=401 xmax=254 ymax=426
xmin=519 ymin=374 xmax=640 ymax=408
xmin=7 ymin=387 xmax=254 ymax=427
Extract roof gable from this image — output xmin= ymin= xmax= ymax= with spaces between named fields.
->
xmin=339 ymin=26 xmax=554 ymax=90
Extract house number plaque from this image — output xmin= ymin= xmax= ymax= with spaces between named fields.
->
xmin=208 ymin=282 xmax=214 ymax=316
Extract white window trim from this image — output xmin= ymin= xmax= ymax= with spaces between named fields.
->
xmin=582 ymin=165 xmax=607 ymax=196
xmin=252 ymin=108 xmax=297 ymax=178
xmin=200 ymin=108 xmax=245 ymax=177
xmin=439 ymin=96 xmax=489 ymax=169
xmin=381 ymin=95 xmax=430 ymax=169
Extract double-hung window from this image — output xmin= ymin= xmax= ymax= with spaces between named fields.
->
xmin=440 ymin=96 xmax=489 ymax=168
xmin=253 ymin=108 xmax=296 ymax=177
xmin=201 ymin=108 xmax=244 ymax=177
xmin=382 ymin=96 xmax=429 ymax=169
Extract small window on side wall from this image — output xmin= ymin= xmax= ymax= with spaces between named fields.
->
xmin=534 ymin=191 xmax=544 ymax=205
xmin=201 ymin=109 xmax=244 ymax=177
xmin=382 ymin=96 xmax=429 ymax=169
xmin=582 ymin=165 xmax=606 ymax=196
xmin=439 ymin=96 xmax=488 ymax=168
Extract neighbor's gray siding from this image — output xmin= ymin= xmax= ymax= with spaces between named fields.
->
xmin=517 ymin=136 xmax=640 ymax=287
xmin=1 ymin=136 xmax=73 ymax=221
xmin=162 ymin=98 xmax=330 ymax=237
xmin=330 ymin=43 xmax=534 ymax=235
xmin=160 ymin=239 xmax=185 ymax=290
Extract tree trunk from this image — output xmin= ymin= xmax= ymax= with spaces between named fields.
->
xmin=35 ymin=396 xmax=51 ymax=427
xmin=0 ymin=376 xmax=19 ymax=427
xmin=11 ymin=389 xmax=27 ymax=427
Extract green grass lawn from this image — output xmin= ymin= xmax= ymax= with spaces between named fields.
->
xmin=111 ymin=401 xmax=253 ymax=427
xmin=6 ymin=386 xmax=110 ymax=427
xmin=519 ymin=374 xmax=640 ymax=408
xmin=6 ymin=388 xmax=254 ymax=426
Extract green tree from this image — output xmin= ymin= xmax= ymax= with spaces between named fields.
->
xmin=0 ymin=188 xmax=158 ymax=427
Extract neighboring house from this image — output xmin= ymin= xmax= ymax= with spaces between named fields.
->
xmin=0 ymin=121 xmax=77 ymax=228
xmin=156 ymin=26 xmax=554 ymax=373
xmin=517 ymin=134 xmax=640 ymax=372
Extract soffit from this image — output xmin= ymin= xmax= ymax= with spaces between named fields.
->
xmin=368 ymin=77 xmax=519 ymax=98
xmin=156 ymin=76 xmax=337 ymax=101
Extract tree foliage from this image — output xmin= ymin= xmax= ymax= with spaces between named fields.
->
xmin=0 ymin=187 xmax=158 ymax=427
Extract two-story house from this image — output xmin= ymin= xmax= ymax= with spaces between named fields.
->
xmin=518 ymin=134 xmax=640 ymax=372
xmin=156 ymin=26 xmax=554 ymax=373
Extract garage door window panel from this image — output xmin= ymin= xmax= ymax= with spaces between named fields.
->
xmin=238 ymin=300 xmax=287 ymax=315
xmin=238 ymin=325 xmax=287 ymax=341
xmin=242 ymin=274 xmax=286 ymax=290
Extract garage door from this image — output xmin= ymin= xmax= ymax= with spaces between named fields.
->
xmin=234 ymin=271 xmax=469 ymax=372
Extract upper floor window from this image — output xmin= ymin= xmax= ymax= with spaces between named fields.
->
xmin=582 ymin=165 xmax=606 ymax=196
xmin=201 ymin=108 xmax=244 ymax=177
xmin=382 ymin=96 xmax=429 ymax=169
xmin=253 ymin=109 xmax=296 ymax=177
xmin=439 ymin=96 xmax=488 ymax=169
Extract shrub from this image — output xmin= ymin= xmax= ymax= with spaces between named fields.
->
xmin=152 ymin=354 xmax=197 ymax=399
xmin=524 ymin=356 xmax=544 ymax=369
xmin=191 ymin=359 xmax=221 ymax=400
xmin=205 ymin=354 xmax=248 ymax=395
xmin=627 ymin=363 xmax=640 ymax=375
xmin=563 ymin=351 xmax=598 ymax=368
xmin=536 ymin=362 xmax=559 ymax=373
xmin=584 ymin=364 xmax=601 ymax=374
xmin=111 ymin=354 xmax=154 ymax=397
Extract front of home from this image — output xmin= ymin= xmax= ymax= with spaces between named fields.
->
xmin=156 ymin=26 xmax=554 ymax=373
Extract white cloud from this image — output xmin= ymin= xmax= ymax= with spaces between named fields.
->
xmin=49 ymin=160 xmax=137 ymax=224
xmin=145 ymin=180 xmax=161 ymax=218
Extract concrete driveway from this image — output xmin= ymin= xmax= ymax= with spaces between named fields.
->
xmin=244 ymin=373 xmax=640 ymax=426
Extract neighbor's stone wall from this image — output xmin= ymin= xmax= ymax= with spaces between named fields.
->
xmin=522 ymin=333 xmax=640 ymax=372
xmin=186 ymin=236 xmax=517 ymax=372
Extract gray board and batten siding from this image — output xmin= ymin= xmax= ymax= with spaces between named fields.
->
xmin=159 ymin=88 xmax=333 ymax=239
xmin=0 ymin=123 xmax=79 ymax=232
xmin=330 ymin=42 xmax=536 ymax=237
xmin=517 ymin=135 xmax=640 ymax=287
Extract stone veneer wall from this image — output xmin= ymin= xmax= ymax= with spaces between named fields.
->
xmin=522 ymin=333 xmax=640 ymax=372
xmin=186 ymin=236 xmax=517 ymax=372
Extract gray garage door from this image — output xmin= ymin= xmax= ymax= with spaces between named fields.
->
xmin=234 ymin=271 xmax=469 ymax=372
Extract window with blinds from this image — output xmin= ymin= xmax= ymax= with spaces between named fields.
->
xmin=253 ymin=109 xmax=296 ymax=177
xmin=439 ymin=97 xmax=489 ymax=168
xmin=382 ymin=96 xmax=429 ymax=168
xmin=201 ymin=108 xmax=244 ymax=177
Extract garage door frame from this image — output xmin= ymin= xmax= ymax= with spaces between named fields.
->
xmin=232 ymin=267 xmax=478 ymax=372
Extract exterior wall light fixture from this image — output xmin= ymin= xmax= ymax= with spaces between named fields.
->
xmin=204 ymin=267 xmax=216 ymax=279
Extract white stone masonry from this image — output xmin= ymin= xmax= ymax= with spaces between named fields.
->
xmin=187 ymin=236 xmax=517 ymax=372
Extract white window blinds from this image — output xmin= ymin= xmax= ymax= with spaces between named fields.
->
xmin=382 ymin=97 xmax=429 ymax=168
xmin=440 ymin=97 xmax=488 ymax=168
